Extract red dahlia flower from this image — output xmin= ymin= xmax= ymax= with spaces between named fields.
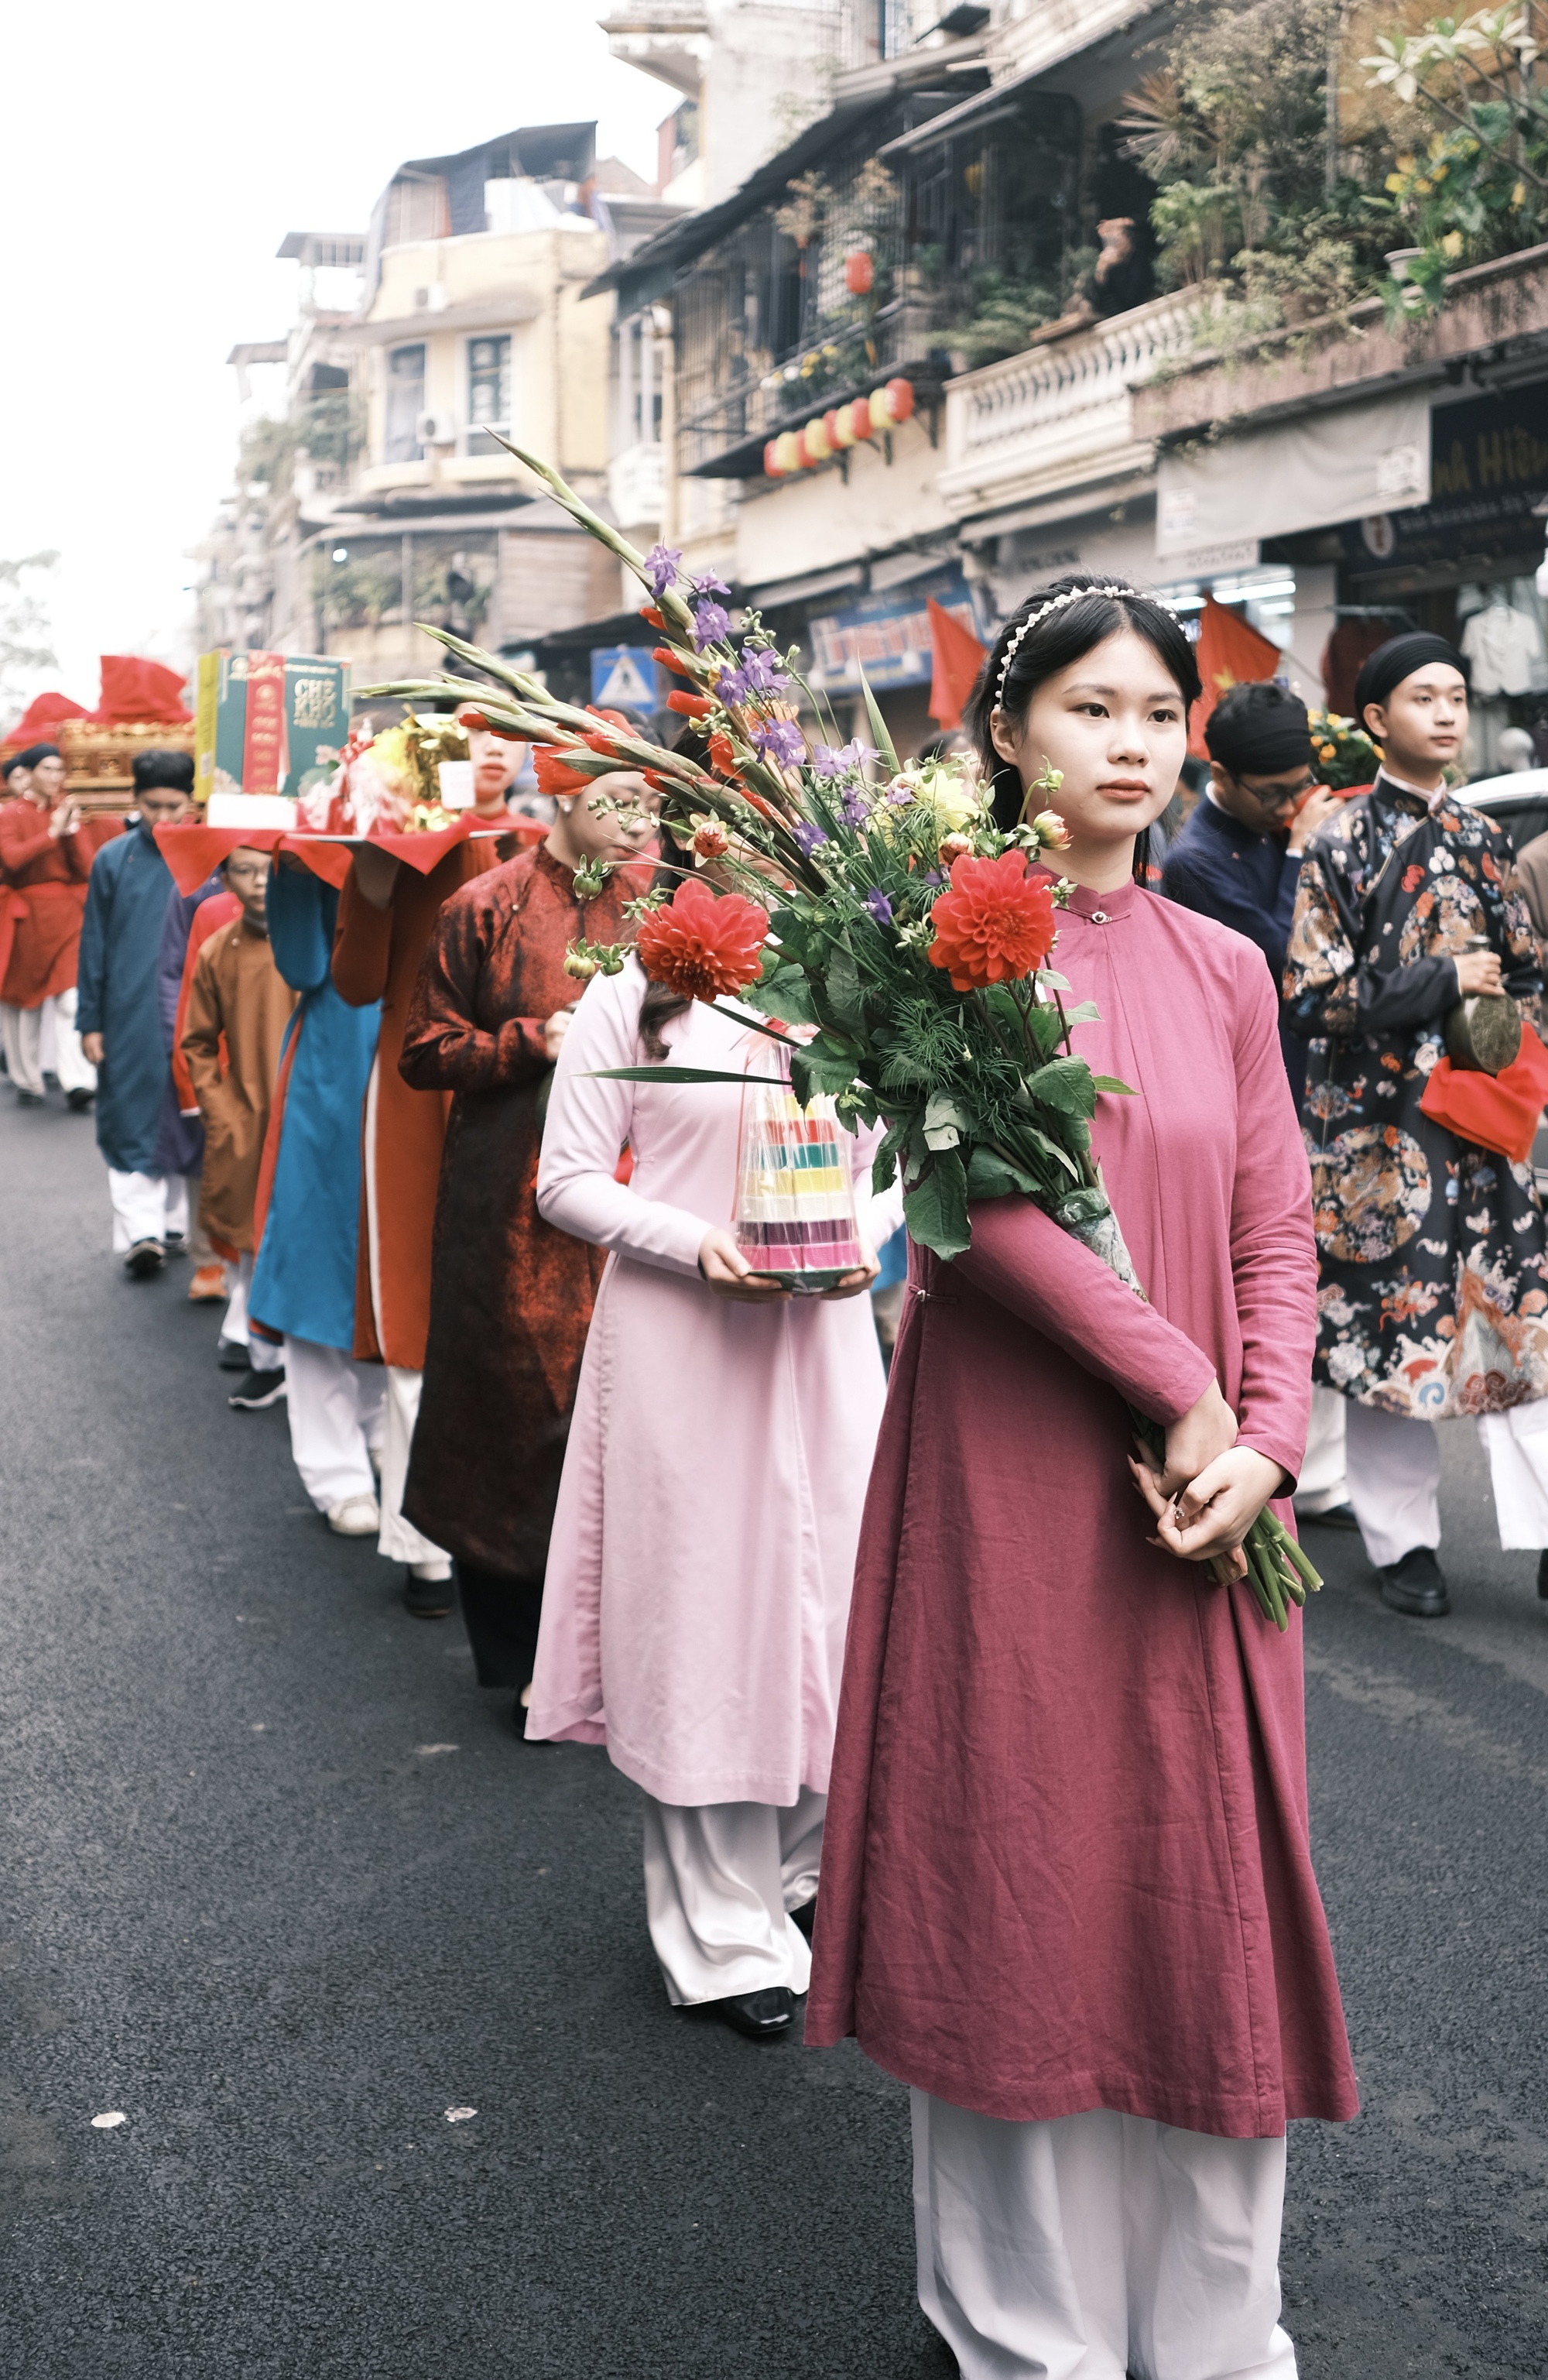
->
xmin=635 ymin=877 xmax=768 ymax=1002
xmin=926 ymin=851 xmax=1057 ymax=991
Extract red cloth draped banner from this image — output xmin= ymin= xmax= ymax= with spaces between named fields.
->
xmin=153 ymin=816 xmax=546 ymax=899
xmin=1420 ymin=1021 xmax=1548 ymax=1164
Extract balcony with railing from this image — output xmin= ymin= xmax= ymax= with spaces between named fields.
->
xmin=938 ymin=290 xmax=1200 ymax=524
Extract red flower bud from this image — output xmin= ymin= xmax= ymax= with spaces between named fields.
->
xmin=639 ymin=604 xmax=665 ymax=628
xmin=708 ymin=732 xmax=738 ymax=773
xmin=534 ymin=747 xmax=591 ymax=797
xmin=653 ymin=645 xmax=692 ymax=676
xmin=668 ymin=691 xmax=714 ymax=718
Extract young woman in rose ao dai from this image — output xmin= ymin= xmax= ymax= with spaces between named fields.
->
xmin=807 ymin=581 xmax=1356 ymax=2380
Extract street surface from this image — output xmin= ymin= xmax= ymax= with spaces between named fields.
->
xmin=2 ymin=1099 xmax=1546 ymax=2378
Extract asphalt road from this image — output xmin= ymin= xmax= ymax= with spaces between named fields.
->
xmin=2 ymin=1093 xmax=1546 ymax=2379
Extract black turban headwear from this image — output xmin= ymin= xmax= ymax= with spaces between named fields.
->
xmin=1351 ymin=633 xmax=1468 ymax=729
xmin=2 ymin=753 xmax=29 ymax=780
xmin=1204 ymin=681 xmax=1311 ymax=777
xmin=132 ymin=748 xmax=195 ymax=795
xmin=12 ymin=742 xmax=61 ymax=771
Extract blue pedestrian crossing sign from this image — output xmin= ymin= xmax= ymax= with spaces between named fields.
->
xmin=590 ymin=646 xmax=661 ymax=712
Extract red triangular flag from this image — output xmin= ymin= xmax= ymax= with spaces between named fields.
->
xmin=1188 ymin=598 xmax=1282 ymax=756
xmin=926 ymin=597 xmax=987 ymax=730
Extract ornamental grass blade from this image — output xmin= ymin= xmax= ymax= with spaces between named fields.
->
xmin=856 ymin=664 xmax=900 ymax=777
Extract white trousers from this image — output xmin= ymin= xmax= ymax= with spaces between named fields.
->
xmin=641 ymin=1788 xmax=824 ymax=2006
xmin=283 ymin=1336 xmax=386 ymax=1513
xmin=1293 ymin=1385 xmax=1348 ymax=1517
xmin=2 ymin=989 xmax=94 ymax=1097
xmin=221 ymin=1253 xmax=283 ymax=1371
xmin=913 ymin=2094 xmax=1296 ymax=2380
xmin=1345 ymin=1398 xmax=1548 ymax=1562
xmin=376 ymin=1364 xmax=449 ymax=1573
xmin=108 ymin=1168 xmax=191 ymax=1255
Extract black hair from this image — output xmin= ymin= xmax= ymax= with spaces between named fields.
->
xmin=964 ymin=578 xmax=1202 ymax=883
xmin=132 ymin=748 xmax=195 ymax=795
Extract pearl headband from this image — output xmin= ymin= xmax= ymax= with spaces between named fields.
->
xmin=995 ymin=584 xmax=1185 ymax=705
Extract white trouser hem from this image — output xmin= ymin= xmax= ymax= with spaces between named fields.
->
xmin=1293 ymin=1384 xmax=1348 ymax=1515
xmin=1478 ymin=1401 xmax=1548 ymax=1548
xmin=376 ymin=1365 xmax=447 ymax=1567
xmin=1344 ymin=1401 xmax=1441 ymax=1569
xmin=283 ymin=1337 xmax=387 ymax=1511
xmin=642 ymin=1788 xmax=824 ymax=2005
xmin=108 ymin=1170 xmax=191 ymax=1256
xmin=912 ymin=2093 xmax=1296 ymax=2380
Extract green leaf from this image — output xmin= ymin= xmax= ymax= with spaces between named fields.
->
xmin=923 ymin=1092 xmax=968 ymax=1151
xmin=790 ymin=1047 xmax=860 ymax=1104
xmin=1023 ymin=1004 xmax=1066 ymax=1059
xmin=1091 ymin=1073 xmax=1136 ymax=1096
xmin=1061 ymin=1000 xmax=1102 ymax=1027
xmin=746 ymin=965 xmax=820 ymax=1026
xmin=1022 ymin=1056 xmax=1099 ymax=1120
xmin=825 ymin=941 xmax=865 ymax=1035
xmin=965 ymin=1145 xmax=1036 ymax=1199
xmin=856 ymin=662 xmax=900 ymax=777
xmin=871 ymin=1113 xmax=911 ymax=1192
xmin=902 ymin=1149 xmax=971 ymax=1259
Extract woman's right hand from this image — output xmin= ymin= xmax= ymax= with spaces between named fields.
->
xmin=698 ymin=1226 xmax=790 ymax=1302
xmin=1454 ymin=947 xmax=1503 ymax=996
xmin=1158 ymin=1378 xmax=1238 ymax=1499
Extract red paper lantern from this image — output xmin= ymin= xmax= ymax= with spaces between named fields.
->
xmin=822 ymin=409 xmax=841 ymax=449
xmin=844 ymin=249 xmax=874 ymax=296
xmin=885 ymin=376 xmax=915 ymax=423
xmin=850 ymin=397 xmax=872 ymax=442
xmin=764 ymin=440 xmax=783 ymax=477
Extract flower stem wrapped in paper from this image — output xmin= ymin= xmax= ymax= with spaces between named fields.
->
xmin=356 ymin=439 xmax=1318 ymax=1631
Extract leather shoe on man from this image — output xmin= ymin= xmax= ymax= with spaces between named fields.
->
xmin=403 ymin=1565 xmax=454 ymax=1618
xmin=1378 ymin=1545 xmax=1450 ymax=1617
xmin=124 ymin=1239 xmax=164 ymax=1280
xmin=697 ymin=1987 xmax=795 ymax=2042
xmin=1303 ymin=1501 xmax=1360 ymax=1531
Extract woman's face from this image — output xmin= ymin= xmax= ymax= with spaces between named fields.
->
xmin=567 ymin=771 xmax=660 ymax=862
xmin=990 ymin=628 xmax=1189 ymax=843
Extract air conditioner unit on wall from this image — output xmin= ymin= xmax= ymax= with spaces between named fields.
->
xmin=416 ymin=410 xmax=458 ymax=447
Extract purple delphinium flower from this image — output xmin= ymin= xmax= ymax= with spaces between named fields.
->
xmin=714 ymin=664 xmax=748 ymax=706
xmin=690 ymin=569 xmax=731 ymax=598
xmin=751 ymin=717 xmax=807 ymax=769
xmin=691 ymin=599 xmax=732 ymax=649
xmin=794 ymin=821 xmax=831 ymax=854
xmin=835 ymin=737 xmax=878 ymax=772
xmin=885 ymin=781 xmax=917 ymax=807
xmin=841 ymin=790 xmax=869 ymax=826
xmin=921 ymin=869 xmax=944 ymax=889
xmin=643 ymin=542 xmax=683 ymax=599
xmin=809 ymin=742 xmax=846 ymax=780
xmin=738 ymin=646 xmax=789 ymax=695
xmin=865 ymin=887 xmax=893 ymax=924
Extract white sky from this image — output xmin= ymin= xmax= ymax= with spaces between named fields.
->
xmin=0 ymin=0 xmax=672 ymax=718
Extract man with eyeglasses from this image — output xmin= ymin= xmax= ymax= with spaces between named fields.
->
xmin=1163 ymin=681 xmax=1341 ymax=1085
xmin=1163 ymin=679 xmax=1353 ymax=1533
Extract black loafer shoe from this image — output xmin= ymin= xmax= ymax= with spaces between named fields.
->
xmin=1537 ymin=1551 xmax=1548 ymax=1601
xmin=124 ymin=1239 xmax=164 ymax=1280
xmin=403 ymin=1570 xmax=454 ymax=1619
xmin=789 ymin=1897 xmax=817 ymax=1944
xmin=1379 ymin=1545 xmax=1450 ymax=1617
xmin=1303 ymin=1501 xmax=1360 ymax=1531
xmin=699 ymin=1987 xmax=795 ymax=2042
xmin=15 ymin=1089 xmax=43 ymax=1107
xmin=65 ymin=1086 xmax=94 ymax=1111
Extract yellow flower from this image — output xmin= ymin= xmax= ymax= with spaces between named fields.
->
xmin=1396 ymin=153 xmax=1416 ymax=173
xmin=1413 ymin=177 xmax=1433 ymax=194
xmin=1514 ymin=180 xmax=1528 ymax=208
xmin=1440 ymin=229 xmax=1464 ymax=258
xmin=1385 ymin=171 xmax=1409 ymax=194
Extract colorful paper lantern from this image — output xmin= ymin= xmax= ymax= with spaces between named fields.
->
xmin=831 ymin=404 xmax=858 ymax=449
xmin=805 ymin=415 xmax=832 ymax=463
xmin=850 ymin=396 xmax=872 ymax=442
xmin=763 ymin=439 xmax=783 ymax=477
xmin=844 ymin=249 xmax=874 ymax=297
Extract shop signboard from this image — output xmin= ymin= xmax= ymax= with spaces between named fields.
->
xmin=807 ymin=571 xmax=988 ymax=693
xmin=1342 ymin=382 xmax=1548 ymax=575
xmin=195 ymin=651 xmax=351 ymax=801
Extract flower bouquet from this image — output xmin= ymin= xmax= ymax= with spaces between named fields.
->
xmin=358 ymin=441 xmax=1319 ymax=1630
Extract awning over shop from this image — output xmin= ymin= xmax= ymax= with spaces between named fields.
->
xmin=1155 ymin=391 xmax=1432 ymax=561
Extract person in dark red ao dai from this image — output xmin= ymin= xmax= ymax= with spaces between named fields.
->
xmin=1284 ymin=633 xmax=1548 ymax=1619
xmin=806 ymin=580 xmax=1358 ymax=2380
xmin=396 ymin=759 xmax=656 ymax=1726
